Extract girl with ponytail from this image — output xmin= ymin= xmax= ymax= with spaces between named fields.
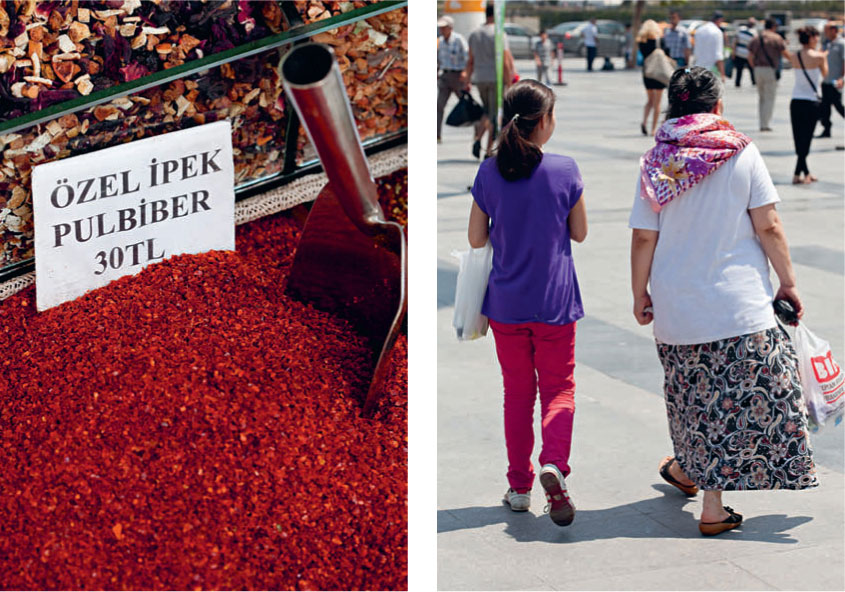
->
xmin=467 ymin=79 xmax=588 ymax=528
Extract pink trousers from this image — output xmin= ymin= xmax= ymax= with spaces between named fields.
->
xmin=489 ymin=319 xmax=576 ymax=491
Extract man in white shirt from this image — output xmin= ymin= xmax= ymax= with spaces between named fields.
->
xmin=581 ymin=18 xmax=598 ymax=72
xmin=437 ymin=15 xmax=468 ymax=142
xmin=693 ymin=11 xmax=726 ymax=80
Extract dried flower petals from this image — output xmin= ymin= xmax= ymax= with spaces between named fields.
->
xmin=0 ymin=47 xmax=288 ymax=269
xmin=0 ymin=6 xmax=9 ymax=38
xmin=296 ymin=3 xmax=407 ymax=159
xmin=68 ymin=21 xmax=91 ymax=43
xmin=75 ymin=73 xmax=93 ymax=95
xmin=0 ymin=171 xmax=408 ymax=590
xmin=0 ymin=1 xmax=290 ymax=123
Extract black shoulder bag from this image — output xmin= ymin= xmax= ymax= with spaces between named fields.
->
xmin=761 ymin=36 xmax=781 ymax=80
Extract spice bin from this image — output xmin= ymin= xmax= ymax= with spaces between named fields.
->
xmin=0 ymin=169 xmax=408 ymax=590
xmin=0 ymin=1 xmax=408 ymax=589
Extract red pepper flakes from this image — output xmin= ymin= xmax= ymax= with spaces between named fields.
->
xmin=0 ymin=172 xmax=408 ymax=590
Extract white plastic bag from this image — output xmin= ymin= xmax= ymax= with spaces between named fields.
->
xmin=451 ymin=243 xmax=493 ymax=341
xmin=794 ymin=323 xmax=844 ymax=430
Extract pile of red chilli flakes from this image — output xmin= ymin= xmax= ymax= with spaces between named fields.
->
xmin=0 ymin=170 xmax=408 ymax=590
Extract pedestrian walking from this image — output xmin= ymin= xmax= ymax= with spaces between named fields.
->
xmin=693 ymin=12 xmax=726 ymax=80
xmin=817 ymin=21 xmax=845 ymax=139
xmin=748 ymin=19 xmax=790 ymax=131
xmin=629 ymin=66 xmax=818 ymax=537
xmin=467 ymin=80 xmax=588 ymax=527
xmin=789 ymin=26 xmax=828 ymax=184
xmin=662 ymin=11 xmax=691 ymax=67
xmin=638 ymin=20 xmax=666 ymax=136
xmin=436 ymin=16 xmax=468 ymax=144
xmin=624 ymin=23 xmax=634 ymax=69
xmin=466 ymin=4 xmax=515 ymax=158
xmin=732 ymin=18 xmax=757 ymax=87
xmin=582 ymin=18 xmax=598 ymax=72
xmin=534 ymin=29 xmax=553 ymax=86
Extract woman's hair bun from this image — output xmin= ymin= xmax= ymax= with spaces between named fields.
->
xmin=665 ymin=66 xmax=722 ymax=119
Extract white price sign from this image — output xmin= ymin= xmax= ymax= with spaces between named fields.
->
xmin=32 ymin=121 xmax=235 ymax=311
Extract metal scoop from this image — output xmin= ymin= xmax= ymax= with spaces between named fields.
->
xmin=280 ymin=43 xmax=407 ymax=417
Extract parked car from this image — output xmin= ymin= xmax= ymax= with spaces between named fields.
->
xmin=504 ymin=23 xmax=538 ymax=59
xmin=548 ymin=20 xmax=627 ymax=57
xmin=547 ymin=21 xmax=581 ymax=55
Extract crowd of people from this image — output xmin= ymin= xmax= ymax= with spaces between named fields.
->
xmin=436 ymin=5 xmax=515 ymax=159
xmin=438 ymin=8 xmax=842 ymax=536
xmin=439 ymin=10 xmax=844 ymax=180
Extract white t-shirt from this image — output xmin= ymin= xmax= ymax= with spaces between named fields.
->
xmin=582 ymin=23 xmax=597 ymax=47
xmin=628 ymin=143 xmax=780 ymax=345
xmin=693 ymin=22 xmax=724 ymax=68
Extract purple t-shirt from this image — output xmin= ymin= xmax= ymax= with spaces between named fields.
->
xmin=471 ymin=153 xmax=585 ymax=325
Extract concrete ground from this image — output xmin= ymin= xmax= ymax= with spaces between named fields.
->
xmin=437 ymin=56 xmax=845 ymax=591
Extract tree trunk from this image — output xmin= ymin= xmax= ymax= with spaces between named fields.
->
xmin=628 ymin=0 xmax=644 ymax=70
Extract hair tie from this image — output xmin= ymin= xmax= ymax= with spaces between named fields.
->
xmin=511 ymin=113 xmax=520 ymax=123
xmin=679 ymin=91 xmax=690 ymax=101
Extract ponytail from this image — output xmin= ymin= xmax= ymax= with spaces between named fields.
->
xmin=495 ymin=80 xmax=555 ymax=182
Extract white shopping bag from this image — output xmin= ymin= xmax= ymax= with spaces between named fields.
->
xmin=794 ymin=323 xmax=844 ymax=430
xmin=451 ymin=243 xmax=493 ymax=341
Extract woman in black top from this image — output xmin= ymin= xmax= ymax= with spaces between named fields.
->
xmin=637 ymin=20 xmax=667 ymax=135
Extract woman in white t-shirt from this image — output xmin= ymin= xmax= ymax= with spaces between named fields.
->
xmin=788 ymin=26 xmax=828 ymax=184
xmin=629 ymin=67 xmax=818 ymax=537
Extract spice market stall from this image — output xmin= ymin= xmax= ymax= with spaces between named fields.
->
xmin=0 ymin=1 xmax=408 ymax=590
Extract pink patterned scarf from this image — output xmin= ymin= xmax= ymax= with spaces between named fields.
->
xmin=639 ymin=113 xmax=752 ymax=212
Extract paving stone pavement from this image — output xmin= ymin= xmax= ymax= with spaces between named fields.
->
xmin=437 ymin=57 xmax=845 ymax=591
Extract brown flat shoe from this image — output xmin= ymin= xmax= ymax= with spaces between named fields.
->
xmin=699 ymin=506 xmax=743 ymax=536
xmin=658 ymin=456 xmax=698 ymax=496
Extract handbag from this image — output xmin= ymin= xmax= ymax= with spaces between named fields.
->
xmin=446 ymin=91 xmax=484 ymax=127
xmin=643 ymin=48 xmax=677 ymax=86
xmin=451 ymin=242 xmax=493 ymax=341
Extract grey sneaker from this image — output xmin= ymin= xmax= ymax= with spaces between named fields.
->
xmin=502 ymin=488 xmax=531 ymax=512
xmin=540 ymin=464 xmax=575 ymax=526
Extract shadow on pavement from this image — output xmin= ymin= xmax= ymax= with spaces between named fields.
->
xmin=438 ymin=158 xmax=482 ymax=166
xmin=438 ymin=189 xmax=470 ymax=200
xmin=438 ymin=485 xmax=812 ymax=544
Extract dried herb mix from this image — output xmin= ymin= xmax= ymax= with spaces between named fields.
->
xmin=1 ymin=45 xmax=288 ymax=269
xmin=0 ymin=170 xmax=408 ymax=590
xmin=0 ymin=0 xmax=285 ymax=120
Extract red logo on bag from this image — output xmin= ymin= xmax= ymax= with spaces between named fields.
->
xmin=811 ymin=351 xmax=841 ymax=382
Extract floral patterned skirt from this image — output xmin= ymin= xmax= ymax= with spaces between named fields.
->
xmin=656 ymin=327 xmax=818 ymax=491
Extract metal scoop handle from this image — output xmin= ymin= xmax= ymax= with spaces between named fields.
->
xmin=280 ymin=43 xmax=384 ymax=233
